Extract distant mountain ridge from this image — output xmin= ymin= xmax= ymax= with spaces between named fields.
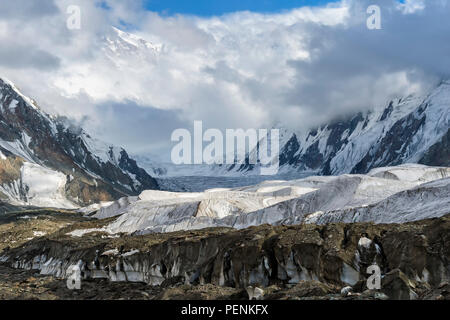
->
xmin=49 ymin=26 xmax=449 ymax=180
xmin=273 ymin=81 xmax=449 ymax=175
xmin=0 ymin=77 xmax=158 ymax=208
xmin=99 ymin=28 xmax=448 ymax=179
xmin=178 ymin=80 xmax=449 ymax=177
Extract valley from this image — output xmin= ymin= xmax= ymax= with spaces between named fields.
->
xmin=0 ymin=75 xmax=448 ymax=301
xmin=0 ymin=164 xmax=449 ymax=300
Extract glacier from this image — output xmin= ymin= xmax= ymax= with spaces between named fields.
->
xmin=73 ymin=164 xmax=450 ymax=236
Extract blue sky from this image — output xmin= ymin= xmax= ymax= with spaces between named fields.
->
xmin=143 ymin=0 xmax=338 ymax=16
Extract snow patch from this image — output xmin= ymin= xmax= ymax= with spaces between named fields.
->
xmin=19 ymin=162 xmax=77 ymax=209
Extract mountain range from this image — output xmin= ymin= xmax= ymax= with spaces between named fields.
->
xmin=140 ymin=80 xmax=449 ymax=178
xmin=1 ymin=74 xmax=449 ymax=209
xmin=0 ymin=26 xmax=448 ymax=209
xmin=96 ymin=28 xmax=449 ymax=179
xmin=229 ymin=80 xmax=449 ymax=176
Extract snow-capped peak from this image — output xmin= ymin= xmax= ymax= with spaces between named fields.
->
xmin=111 ymin=27 xmax=163 ymax=52
xmin=139 ymin=80 xmax=448 ymax=179
xmin=105 ymin=27 xmax=163 ymax=59
xmin=0 ymin=77 xmax=39 ymax=110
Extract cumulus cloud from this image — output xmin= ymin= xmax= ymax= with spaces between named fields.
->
xmin=0 ymin=0 xmax=448 ymax=160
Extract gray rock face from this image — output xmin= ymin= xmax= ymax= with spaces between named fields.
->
xmin=419 ymin=129 xmax=450 ymax=167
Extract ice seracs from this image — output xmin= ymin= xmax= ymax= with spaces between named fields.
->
xmin=304 ymin=176 xmax=450 ymax=225
xmin=358 ymin=235 xmax=372 ymax=250
xmin=71 ymin=164 xmax=450 ymax=236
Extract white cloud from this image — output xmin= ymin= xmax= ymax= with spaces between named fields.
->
xmin=396 ymin=0 xmax=426 ymax=14
xmin=0 ymin=0 xmax=448 ymax=160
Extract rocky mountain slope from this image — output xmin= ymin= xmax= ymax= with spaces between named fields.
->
xmin=0 ymin=78 xmax=158 ymax=209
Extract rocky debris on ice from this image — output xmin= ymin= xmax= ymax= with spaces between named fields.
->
xmin=3 ymin=214 xmax=449 ymax=300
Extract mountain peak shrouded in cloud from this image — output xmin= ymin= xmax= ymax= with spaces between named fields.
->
xmin=0 ymin=76 xmax=159 ymax=206
xmin=0 ymin=0 xmax=448 ymax=160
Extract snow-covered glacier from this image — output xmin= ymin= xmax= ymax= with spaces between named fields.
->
xmin=72 ymin=164 xmax=450 ymax=236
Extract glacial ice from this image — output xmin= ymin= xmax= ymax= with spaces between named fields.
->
xmin=72 ymin=164 xmax=450 ymax=236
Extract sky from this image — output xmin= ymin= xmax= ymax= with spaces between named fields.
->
xmin=143 ymin=0 xmax=339 ymax=16
xmin=0 ymin=0 xmax=448 ymax=162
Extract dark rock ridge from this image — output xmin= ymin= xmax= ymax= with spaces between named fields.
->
xmin=419 ymin=129 xmax=450 ymax=167
xmin=2 ymin=214 xmax=449 ymax=300
xmin=0 ymin=78 xmax=158 ymax=206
